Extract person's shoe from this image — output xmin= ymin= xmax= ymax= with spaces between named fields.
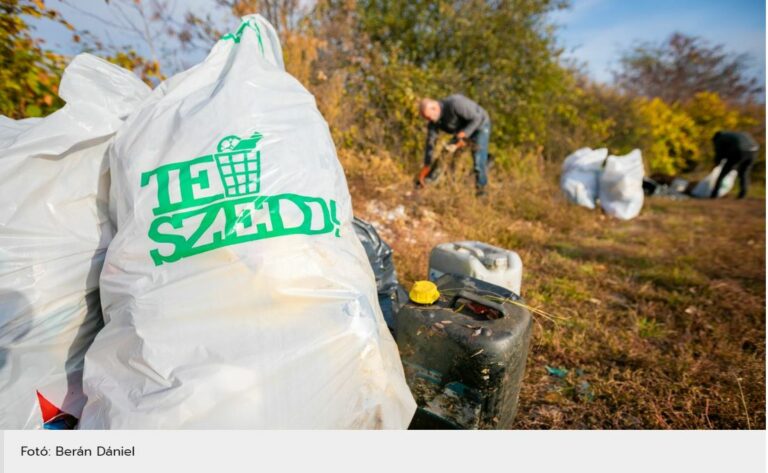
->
xmin=475 ymin=187 xmax=487 ymax=197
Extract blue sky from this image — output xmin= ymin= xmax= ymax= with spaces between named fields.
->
xmin=550 ymin=0 xmax=766 ymax=86
xmin=33 ymin=0 xmax=766 ymax=89
xmin=32 ymin=0 xmax=219 ymax=72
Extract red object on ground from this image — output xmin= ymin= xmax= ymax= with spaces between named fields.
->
xmin=36 ymin=390 xmax=63 ymax=423
xmin=417 ymin=165 xmax=431 ymax=187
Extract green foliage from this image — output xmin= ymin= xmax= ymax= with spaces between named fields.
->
xmin=3 ymin=0 xmax=763 ymax=179
xmin=542 ymin=77 xmax=616 ymax=161
xmin=354 ymin=0 xmax=571 ymax=168
xmin=345 ymin=2 xmax=762 ymax=176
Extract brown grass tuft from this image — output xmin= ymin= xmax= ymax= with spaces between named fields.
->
xmin=342 ymin=150 xmax=766 ymax=429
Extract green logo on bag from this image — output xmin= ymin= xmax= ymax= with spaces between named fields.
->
xmin=221 ymin=18 xmax=265 ymax=55
xmin=213 ymin=133 xmax=262 ymax=197
xmin=140 ymin=133 xmax=340 ymax=266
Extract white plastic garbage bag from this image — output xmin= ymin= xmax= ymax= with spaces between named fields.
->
xmin=599 ymin=149 xmax=645 ymax=220
xmin=0 ymin=54 xmax=150 ymax=429
xmin=690 ymin=163 xmax=737 ymax=198
xmin=0 ymin=116 xmax=41 ymax=146
xmin=79 ymin=15 xmax=416 ymax=429
xmin=560 ymin=147 xmax=608 ymax=209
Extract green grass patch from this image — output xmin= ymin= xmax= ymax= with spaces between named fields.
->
xmin=536 ymin=277 xmax=591 ymax=303
xmin=637 ymin=317 xmax=666 ymax=339
xmin=638 ymin=265 xmax=707 ymax=290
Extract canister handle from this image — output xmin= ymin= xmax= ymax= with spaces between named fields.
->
xmin=450 ymin=290 xmax=509 ymax=319
xmin=452 ymin=242 xmax=485 ymax=260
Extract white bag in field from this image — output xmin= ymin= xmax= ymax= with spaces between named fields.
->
xmin=0 ymin=54 xmax=150 ymax=429
xmin=80 ymin=14 xmax=416 ymax=429
xmin=690 ymin=163 xmax=737 ymax=198
xmin=560 ymin=147 xmax=608 ymax=209
xmin=598 ymin=149 xmax=645 ymax=220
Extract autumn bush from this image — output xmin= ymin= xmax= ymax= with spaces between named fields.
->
xmin=0 ymin=0 xmax=69 ymax=118
xmin=7 ymin=0 xmax=762 ymax=178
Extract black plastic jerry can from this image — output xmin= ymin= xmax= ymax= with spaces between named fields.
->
xmin=397 ymin=273 xmax=533 ymax=429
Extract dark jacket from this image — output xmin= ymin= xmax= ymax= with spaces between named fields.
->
xmin=714 ymin=131 xmax=759 ymax=165
xmin=424 ymin=94 xmax=490 ymax=165
xmin=711 ymin=131 xmax=758 ymax=198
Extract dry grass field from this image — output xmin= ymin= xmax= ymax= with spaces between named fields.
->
xmin=343 ymin=150 xmax=766 ymax=429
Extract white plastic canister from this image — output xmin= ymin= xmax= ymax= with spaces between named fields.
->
xmin=428 ymin=241 xmax=523 ymax=295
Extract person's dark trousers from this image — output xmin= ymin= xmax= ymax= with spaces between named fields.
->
xmin=736 ymin=151 xmax=756 ymax=198
xmin=471 ymin=121 xmax=491 ymax=189
xmin=711 ymin=151 xmax=755 ymax=198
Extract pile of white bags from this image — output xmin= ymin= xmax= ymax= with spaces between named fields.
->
xmin=560 ymin=147 xmax=608 ymax=210
xmin=78 ymin=14 xmax=416 ymax=429
xmin=0 ymin=54 xmax=151 ymax=428
xmin=690 ymin=163 xmax=737 ymax=198
xmin=560 ymin=147 xmax=645 ymax=220
xmin=598 ymin=149 xmax=645 ymax=221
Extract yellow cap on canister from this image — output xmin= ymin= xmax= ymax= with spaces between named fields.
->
xmin=409 ymin=280 xmax=440 ymax=305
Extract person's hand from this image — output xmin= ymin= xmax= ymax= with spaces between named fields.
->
xmin=451 ymin=132 xmax=468 ymax=151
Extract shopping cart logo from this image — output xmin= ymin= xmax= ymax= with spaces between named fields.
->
xmin=140 ymin=132 xmax=340 ymax=266
xmin=213 ymin=134 xmax=262 ymax=197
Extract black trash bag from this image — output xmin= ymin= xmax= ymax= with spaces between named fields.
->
xmin=643 ymin=176 xmax=690 ymax=199
xmin=642 ymin=177 xmax=660 ymax=196
xmin=352 ymin=217 xmax=405 ymax=333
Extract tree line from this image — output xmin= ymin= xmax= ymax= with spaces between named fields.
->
xmin=2 ymin=0 xmax=764 ymax=175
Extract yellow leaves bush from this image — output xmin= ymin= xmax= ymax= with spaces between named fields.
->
xmin=683 ymin=91 xmax=751 ymax=161
xmin=634 ymin=97 xmax=699 ymax=174
xmin=625 ymin=92 xmax=760 ymax=175
xmin=282 ymin=31 xmax=323 ymax=87
xmin=685 ymin=91 xmax=741 ymax=131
